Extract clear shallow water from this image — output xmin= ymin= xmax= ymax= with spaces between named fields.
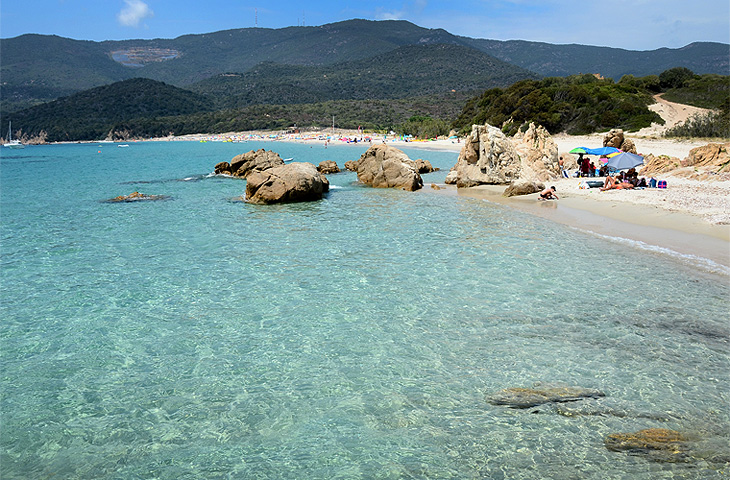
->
xmin=1 ymin=141 xmax=728 ymax=479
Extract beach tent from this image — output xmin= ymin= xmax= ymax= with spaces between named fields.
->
xmin=605 ymin=152 xmax=644 ymax=170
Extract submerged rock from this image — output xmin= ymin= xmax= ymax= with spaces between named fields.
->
xmin=103 ymin=191 xmax=170 ymax=203
xmin=486 ymin=385 xmax=605 ymax=408
xmin=605 ymin=428 xmax=689 ymax=462
xmin=245 ymin=162 xmax=329 ymax=204
xmin=355 ymin=144 xmax=423 ymax=191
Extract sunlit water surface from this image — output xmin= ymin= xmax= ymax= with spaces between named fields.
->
xmin=1 ymin=141 xmax=728 ymax=479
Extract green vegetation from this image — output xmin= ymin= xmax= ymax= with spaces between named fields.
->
xmin=452 ymin=74 xmax=663 ymax=135
xmin=188 ymin=44 xmax=537 ymax=109
xmin=661 ymin=73 xmax=730 ymax=109
xmin=1 ymin=19 xmax=727 ymax=114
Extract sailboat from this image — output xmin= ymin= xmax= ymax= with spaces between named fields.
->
xmin=3 ymin=121 xmax=25 ymax=149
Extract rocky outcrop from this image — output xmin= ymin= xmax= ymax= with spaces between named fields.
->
xmin=503 ymin=181 xmax=545 ymax=197
xmin=355 ymin=144 xmax=423 ymax=191
xmin=512 ymin=123 xmax=560 ymax=182
xmin=486 ymin=385 xmax=605 ymax=408
xmin=103 ymin=191 xmax=170 ymax=203
xmin=215 ymin=149 xmax=285 ymax=178
xmin=641 ymin=143 xmax=730 ymax=180
xmin=344 ymin=160 xmax=359 ymax=172
xmin=245 ymin=162 xmax=329 ymax=204
xmin=449 ymin=124 xmax=522 ymax=187
xmin=317 ymin=160 xmax=340 ymax=174
xmin=603 ymin=129 xmax=638 ymax=153
xmin=448 ymin=123 xmax=559 ymax=187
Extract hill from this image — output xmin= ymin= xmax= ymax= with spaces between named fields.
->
xmin=188 ymin=44 xmax=538 ymax=109
xmin=7 ymin=78 xmax=211 ymax=141
xmin=1 ymin=19 xmax=728 ymax=113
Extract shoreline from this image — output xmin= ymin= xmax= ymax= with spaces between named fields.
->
xmin=40 ymin=130 xmax=730 ymax=271
xmin=433 ymin=184 xmax=730 ymax=274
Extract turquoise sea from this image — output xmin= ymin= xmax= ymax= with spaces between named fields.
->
xmin=1 ymin=141 xmax=728 ymax=479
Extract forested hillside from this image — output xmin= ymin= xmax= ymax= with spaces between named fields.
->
xmin=2 ymin=19 xmax=727 ymax=113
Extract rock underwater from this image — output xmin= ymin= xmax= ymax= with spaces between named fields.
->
xmin=103 ymin=191 xmax=170 ymax=203
xmin=486 ymin=385 xmax=605 ymax=408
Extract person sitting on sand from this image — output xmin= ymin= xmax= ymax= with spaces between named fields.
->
xmin=539 ymin=186 xmax=559 ymax=200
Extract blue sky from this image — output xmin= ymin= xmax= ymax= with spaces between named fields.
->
xmin=1 ymin=0 xmax=728 ymax=50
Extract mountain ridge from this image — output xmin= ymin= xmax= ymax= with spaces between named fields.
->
xmin=2 ymin=19 xmax=727 ymax=113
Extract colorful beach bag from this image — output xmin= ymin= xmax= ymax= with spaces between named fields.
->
xmin=657 ymin=180 xmax=667 ymax=189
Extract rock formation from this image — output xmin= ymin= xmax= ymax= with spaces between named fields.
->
xmin=344 ymin=160 xmax=359 ymax=172
xmin=486 ymin=385 xmax=605 ymax=409
xmin=446 ymin=123 xmax=559 ymax=187
xmin=245 ymin=162 xmax=329 ymax=204
xmin=603 ymin=129 xmax=638 ymax=153
xmin=317 ymin=160 xmax=340 ymax=174
xmin=512 ymin=123 xmax=560 ymax=182
xmin=215 ymin=149 xmax=285 ymax=178
xmin=641 ymin=143 xmax=730 ymax=180
xmin=355 ymin=144 xmax=423 ymax=191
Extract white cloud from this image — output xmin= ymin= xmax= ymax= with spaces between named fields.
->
xmin=117 ymin=0 xmax=154 ymax=28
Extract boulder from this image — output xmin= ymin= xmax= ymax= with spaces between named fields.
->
xmin=317 ymin=160 xmax=340 ymax=174
xmin=511 ymin=123 xmax=560 ymax=182
xmin=560 ymin=153 xmax=579 ymax=170
xmin=344 ymin=160 xmax=359 ymax=172
xmin=603 ymin=129 xmax=637 ymax=153
xmin=450 ymin=124 xmax=522 ymax=187
xmin=245 ymin=162 xmax=329 ymax=204
xmin=503 ymin=181 xmax=545 ymax=197
xmin=486 ymin=385 xmax=605 ymax=408
xmin=226 ymin=149 xmax=285 ymax=178
xmin=413 ymin=158 xmax=436 ymax=174
xmin=355 ymin=144 xmax=423 ymax=191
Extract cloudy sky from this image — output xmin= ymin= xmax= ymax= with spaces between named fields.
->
xmin=1 ymin=0 xmax=728 ymax=51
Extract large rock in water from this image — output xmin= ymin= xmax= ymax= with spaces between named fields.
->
xmin=356 ymin=144 xmax=423 ymax=191
xmin=245 ymin=162 xmax=329 ymax=204
xmin=605 ymin=428 xmax=688 ymax=461
xmin=215 ymin=149 xmax=285 ymax=178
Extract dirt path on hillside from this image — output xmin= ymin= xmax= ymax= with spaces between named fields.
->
xmin=634 ymin=94 xmax=711 ymax=137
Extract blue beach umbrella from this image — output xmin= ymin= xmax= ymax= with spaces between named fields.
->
xmin=606 ymin=152 xmax=644 ymax=171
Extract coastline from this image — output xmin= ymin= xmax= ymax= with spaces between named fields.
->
xmin=156 ymin=130 xmax=730 ymax=271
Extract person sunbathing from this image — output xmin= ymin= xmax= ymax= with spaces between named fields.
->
xmin=600 ymin=175 xmax=634 ymax=191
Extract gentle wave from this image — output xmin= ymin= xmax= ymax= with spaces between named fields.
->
xmin=582 ymin=229 xmax=730 ymax=276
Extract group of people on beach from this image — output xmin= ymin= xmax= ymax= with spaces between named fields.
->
xmin=600 ymin=168 xmax=648 ymax=191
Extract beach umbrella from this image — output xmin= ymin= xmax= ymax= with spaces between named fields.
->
xmin=585 ymin=146 xmax=620 ymax=156
xmin=569 ymin=147 xmax=588 ymax=154
xmin=606 ymin=152 xmax=644 ymax=170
